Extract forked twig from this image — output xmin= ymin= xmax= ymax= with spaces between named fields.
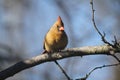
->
xmin=85 ymin=63 xmax=120 ymax=79
xmin=74 ymin=63 xmax=120 ymax=80
xmin=90 ymin=0 xmax=114 ymax=47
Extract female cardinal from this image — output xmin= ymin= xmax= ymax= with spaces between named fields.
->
xmin=43 ymin=16 xmax=68 ymax=53
xmin=43 ymin=16 xmax=70 ymax=80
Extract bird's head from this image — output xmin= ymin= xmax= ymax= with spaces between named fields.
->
xmin=50 ymin=16 xmax=65 ymax=33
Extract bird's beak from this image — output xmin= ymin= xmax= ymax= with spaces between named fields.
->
xmin=59 ymin=26 xmax=64 ymax=31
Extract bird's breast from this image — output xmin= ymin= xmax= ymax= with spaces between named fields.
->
xmin=45 ymin=31 xmax=68 ymax=52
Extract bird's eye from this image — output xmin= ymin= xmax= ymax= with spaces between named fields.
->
xmin=57 ymin=25 xmax=60 ymax=29
xmin=57 ymin=25 xmax=60 ymax=31
xmin=57 ymin=25 xmax=59 ymax=28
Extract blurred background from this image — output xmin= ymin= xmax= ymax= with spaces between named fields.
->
xmin=0 ymin=0 xmax=120 ymax=80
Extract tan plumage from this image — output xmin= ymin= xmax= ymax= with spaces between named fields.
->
xmin=43 ymin=16 xmax=68 ymax=52
xmin=43 ymin=16 xmax=70 ymax=79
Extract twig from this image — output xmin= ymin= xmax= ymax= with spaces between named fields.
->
xmin=111 ymin=54 xmax=120 ymax=63
xmin=90 ymin=0 xmax=102 ymax=36
xmin=54 ymin=60 xmax=71 ymax=80
xmin=90 ymin=0 xmax=114 ymax=47
xmin=74 ymin=63 xmax=120 ymax=80
xmin=112 ymin=36 xmax=120 ymax=50
xmin=85 ymin=63 xmax=120 ymax=79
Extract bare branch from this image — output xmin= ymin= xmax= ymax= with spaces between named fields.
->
xmin=0 ymin=45 xmax=116 ymax=80
xmin=90 ymin=0 xmax=115 ymax=47
xmin=90 ymin=0 xmax=102 ymax=37
xmin=54 ymin=61 xmax=71 ymax=80
xmin=74 ymin=63 xmax=120 ymax=80
xmin=90 ymin=0 xmax=120 ymax=51
xmin=111 ymin=54 xmax=120 ymax=63
xmin=85 ymin=63 xmax=120 ymax=79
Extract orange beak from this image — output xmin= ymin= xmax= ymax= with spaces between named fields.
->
xmin=59 ymin=27 xmax=64 ymax=31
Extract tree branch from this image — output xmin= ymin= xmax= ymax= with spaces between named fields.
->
xmin=0 ymin=44 xmax=118 ymax=80
xmin=86 ymin=63 xmax=120 ymax=78
xmin=74 ymin=63 xmax=120 ymax=80
xmin=90 ymin=0 xmax=116 ymax=48
xmin=54 ymin=60 xmax=71 ymax=80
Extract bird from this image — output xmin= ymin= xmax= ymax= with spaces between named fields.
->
xmin=42 ymin=16 xmax=70 ymax=80
xmin=43 ymin=16 xmax=68 ymax=53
